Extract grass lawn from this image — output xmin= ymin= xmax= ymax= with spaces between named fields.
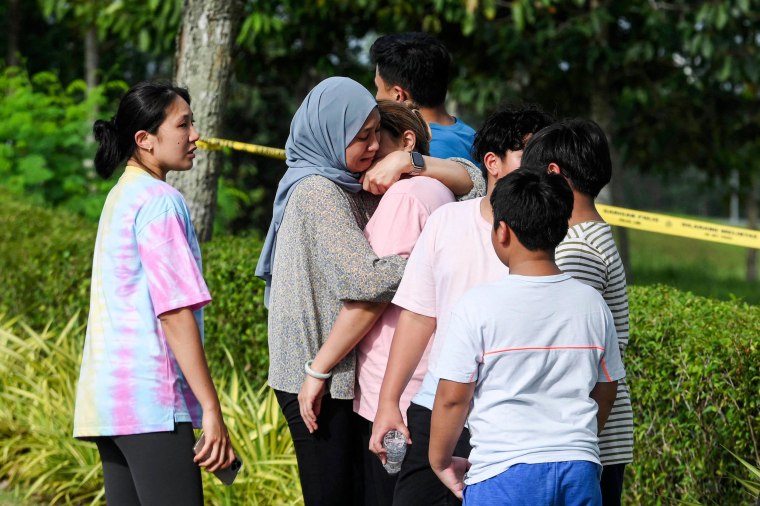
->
xmin=624 ymin=227 xmax=759 ymax=304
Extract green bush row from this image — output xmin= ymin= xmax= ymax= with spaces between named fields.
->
xmin=1 ymin=192 xmax=759 ymax=503
xmin=0 ymin=190 xmax=269 ymax=384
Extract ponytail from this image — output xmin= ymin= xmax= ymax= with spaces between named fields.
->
xmin=92 ymin=81 xmax=191 ymax=180
xmin=93 ymin=118 xmax=124 ymax=179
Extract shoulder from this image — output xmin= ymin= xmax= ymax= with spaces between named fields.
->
xmin=388 ymin=177 xmax=453 ymax=201
xmin=135 ymin=182 xmax=190 ymax=224
xmin=289 ymin=175 xmax=349 ymax=209
xmin=453 ymin=118 xmax=476 ymax=134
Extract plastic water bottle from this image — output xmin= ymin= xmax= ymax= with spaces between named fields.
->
xmin=382 ymin=430 xmax=407 ymax=475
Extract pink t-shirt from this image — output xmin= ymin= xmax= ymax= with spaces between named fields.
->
xmin=392 ymin=197 xmax=509 ymax=411
xmin=353 ymin=176 xmax=454 ymax=422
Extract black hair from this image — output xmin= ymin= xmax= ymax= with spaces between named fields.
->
xmin=471 ymin=104 xmax=554 ymax=171
xmin=93 ymin=81 xmax=191 ymax=179
xmin=490 ymin=169 xmax=573 ymax=252
xmin=520 ymin=118 xmax=612 ymax=198
xmin=370 ymin=32 xmax=451 ymax=108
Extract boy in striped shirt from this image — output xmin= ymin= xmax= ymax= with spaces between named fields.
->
xmin=521 ymin=118 xmax=634 ymax=505
xmin=429 ymin=170 xmax=624 ymax=505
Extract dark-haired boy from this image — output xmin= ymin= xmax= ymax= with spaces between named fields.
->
xmin=429 ymin=170 xmax=624 ymax=505
xmin=369 ymin=105 xmax=552 ymax=505
xmin=521 ymin=118 xmax=634 ymax=506
xmin=370 ymin=32 xmax=477 ymax=163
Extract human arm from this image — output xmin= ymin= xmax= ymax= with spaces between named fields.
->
xmin=159 ymin=308 xmax=235 ymax=472
xmin=590 ymin=381 xmax=618 ymax=433
xmin=299 ymin=301 xmax=387 ymax=432
xmin=369 ymin=310 xmax=436 ymax=461
xmin=362 ymin=150 xmax=473 ymax=196
xmin=429 ymin=379 xmax=476 ymax=499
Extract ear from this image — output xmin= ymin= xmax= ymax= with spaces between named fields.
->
xmin=134 ymin=130 xmax=153 ymax=151
xmin=401 ymin=130 xmax=416 ymax=152
xmin=547 ymin=162 xmax=561 ymax=175
xmin=483 ymin=152 xmax=503 ymax=178
xmin=393 ymin=86 xmax=409 ymax=102
xmin=494 ymin=221 xmax=510 ymax=246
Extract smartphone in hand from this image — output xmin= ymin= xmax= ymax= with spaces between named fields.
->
xmin=193 ymin=432 xmax=243 ymax=486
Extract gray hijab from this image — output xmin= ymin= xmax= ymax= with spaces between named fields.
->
xmin=255 ymin=76 xmax=378 ymax=305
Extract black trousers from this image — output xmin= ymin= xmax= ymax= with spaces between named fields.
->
xmin=355 ymin=415 xmax=398 ymax=506
xmin=393 ymin=402 xmax=471 ymax=506
xmin=600 ymin=463 xmax=626 ymax=506
xmin=93 ymin=422 xmax=203 ymax=506
xmin=275 ymin=389 xmax=364 ymax=506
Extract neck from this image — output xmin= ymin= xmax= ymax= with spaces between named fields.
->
xmin=507 ymin=255 xmax=562 ymax=277
xmin=569 ymin=190 xmax=604 ymax=226
xmin=480 ymin=188 xmax=493 ymax=223
xmin=127 ymin=157 xmax=166 ymax=181
xmin=419 ymin=105 xmax=455 ymax=126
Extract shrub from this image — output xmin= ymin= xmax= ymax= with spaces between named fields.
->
xmin=626 ymin=285 xmax=760 ymax=504
xmin=0 ymin=67 xmax=126 ymax=221
xmin=0 ymin=190 xmax=269 ymax=384
xmin=0 ymin=316 xmax=300 ymax=505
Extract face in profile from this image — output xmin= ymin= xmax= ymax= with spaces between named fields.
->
xmin=151 ymin=95 xmax=200 ymax=173
xmin=345 ymin=108 xmax=381 ymax=173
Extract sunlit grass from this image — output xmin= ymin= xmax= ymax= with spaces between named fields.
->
xmin=625 ymin=228 xmax=759 ymax=304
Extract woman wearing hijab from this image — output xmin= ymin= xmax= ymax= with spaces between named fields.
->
xmin=255 ymin=77 xmax=477 ymax=505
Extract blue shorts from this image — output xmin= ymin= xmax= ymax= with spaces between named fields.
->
xmin=463 ymin=461 xmax=602 ymax=506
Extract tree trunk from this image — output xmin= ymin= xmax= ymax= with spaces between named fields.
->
xmin=589 ymin=0 xmax=632 ymax=282
xmin=169 ymin=0 xmax=243 ymax=242
xmin=84 ymin=27 xmax=99 ymax=90
xmin=6 ymin=0 xmax=20 ymax=66
xmin=746 ymin=174 xmax=758 ymax=283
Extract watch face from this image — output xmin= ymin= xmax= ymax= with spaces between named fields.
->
xmin=411 ymin=151 xmax=425 ymax=169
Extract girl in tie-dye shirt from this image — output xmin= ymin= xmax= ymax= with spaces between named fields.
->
xmin=74 ymin=82 xmax=234 ymax=505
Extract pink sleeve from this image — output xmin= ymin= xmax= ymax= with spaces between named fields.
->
xmin=364 ymin=192 xmax=431 ymax=258
xmin=390 ymin=214 xmax=438 ymax=318
xmin=138 ymin=213 xmax=211 ymax=316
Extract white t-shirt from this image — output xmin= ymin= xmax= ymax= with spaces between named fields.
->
xmin=391 ymin=197 xmax=508 ymax=411
xmin=434 ymin=273 xmax=626 ymax=485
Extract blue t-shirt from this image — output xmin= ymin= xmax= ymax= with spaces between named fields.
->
xmin=429 ymin=118 xmax=477 ymax=164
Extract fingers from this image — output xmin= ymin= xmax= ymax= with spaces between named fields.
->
xmin=197 ymin=434 xmax=227 ymax=472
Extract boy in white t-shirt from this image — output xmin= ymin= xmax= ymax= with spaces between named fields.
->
xmin=429 ymin=169 xmax=625 ymax=505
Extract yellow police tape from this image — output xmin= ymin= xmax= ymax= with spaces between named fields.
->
xmin=598 ymin=204 xmax=760 ymax=249
xmin=198 ymin=138 xmax=759 ymax=249
xmin=198 ymin=138 xmax=286 ymax=160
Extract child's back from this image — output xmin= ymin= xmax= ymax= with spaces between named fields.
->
xmin=435 ymin=272 xmax=623 ymax=485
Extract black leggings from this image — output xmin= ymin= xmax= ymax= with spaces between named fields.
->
xmin=93 ymin=422 xmax=203 ymax=506
xmin=275 ymin=389 xmax=364 ymax=506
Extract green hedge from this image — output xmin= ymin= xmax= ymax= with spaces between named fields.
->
xmin=0 ymin=190 xmax=269 ymax=383
xmin=1 ymin=192 xmax=759 ymax=504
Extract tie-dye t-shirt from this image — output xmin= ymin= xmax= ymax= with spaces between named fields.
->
xmin=73 ymin=166 xmax=211 ymax=438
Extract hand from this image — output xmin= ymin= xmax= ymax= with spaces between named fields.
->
xmin=361 ymin=150 xmax=410 ymax=195
xmin=433 ymin=456 xmax=471 ymax=500
xmin=369 ymin=403 xmax=411 ymax=464
xmin=298 ymin=375 xmax=327 ymax=433
xmin=194 ymin=408 xmax=236 ymax=473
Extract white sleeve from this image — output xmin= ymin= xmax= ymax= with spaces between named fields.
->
xmin=432 ymin=303 xmax=482 ymax=384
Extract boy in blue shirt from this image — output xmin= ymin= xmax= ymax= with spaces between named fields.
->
xmin=370 ymin=32 xmax=477 ymax=164
xmin=429 ymin=170 xmax=625 ymax=505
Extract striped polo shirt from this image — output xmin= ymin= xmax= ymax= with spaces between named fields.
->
xmin=555 ymin=221 xmax=634 ymax=466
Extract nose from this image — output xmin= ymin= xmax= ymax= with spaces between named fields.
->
xmin=368 ymin=132 xmax=380 ymax=153
xmin=189 ymin=124 xmax=200 ymax=142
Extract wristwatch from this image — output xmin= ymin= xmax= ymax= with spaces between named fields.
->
xmin=409 ymin=151 xmax=426 ymax=176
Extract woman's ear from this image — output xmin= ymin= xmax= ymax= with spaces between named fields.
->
xmin=547 ymin=162 xmax=561 ymax=175
xmin=401 ymin=130 xmax=417 ymax=152
xmin=134 ymin=130 xmax=153 ymax=152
